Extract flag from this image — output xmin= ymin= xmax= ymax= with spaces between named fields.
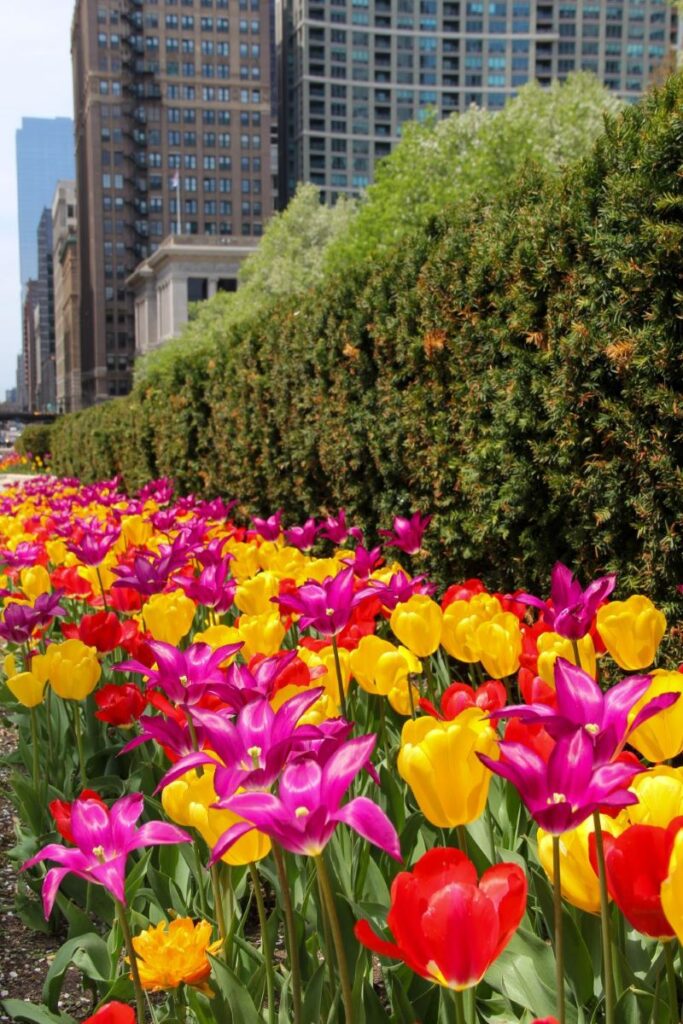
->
xmin=171 ymin=171 xmax=179 ymax=190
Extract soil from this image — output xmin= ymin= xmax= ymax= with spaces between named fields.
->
xmin=0 ymin=725 xmax=92 ymax=1022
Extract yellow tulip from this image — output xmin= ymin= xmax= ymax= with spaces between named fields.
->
xmin=476 ymin=612 xmax=522 ymax=679
xmin=20 ymin=565 xmax=51 ymax=602
xmin=661 ymin=829 xmax=683 ymax=943
xmin=537 ymin=816 xmax=621 ymax=914
xmin=440 ymin=594 xmax=502 ymax=663
xmin=6 ymin=670 xmax=46 ymax=708
xmin=120 ymin=514 xmax=154 ymax=548
xmin=142 ymin=590 xmax=196 ymax=646
xmin=3 ymin=653 xmax=16 ymax=678
xmin=349 ymin=635 xmax=396 ymax=694
xmin=387 ymin=680 xmax=421 ymax=717
xmin=193 ymin=624 xmax=242 ymax=654
xmin=626 ymin=767 xmax=683 ymax=827
xmin=628 ymin=671 xmax=683 ymax=763
xmin=375 ymin=646 xmax=422 ymax=698
xmin=305 ymin=557 xmax=347 ymax=583
xmin=162 ymin=765 xmax=271 ymax=866
xmin=536 ymin=632 xmax=596 ymax=688
xmin=237 ymin=611 xmax=286 ymax=659
xmin=596 ymin=595 xmax=666 ymax=671
xmin=45 ymin=539 xmax=68 ymax=565
xmin=45 ymin=639 xmax=101 ymax=700
xmin=234 ymin=572 xmax=280 ymax=616
xmin=224 ymin=541 xmax=261 ymax=582
xmin=398 ymin=709 xmax=499 ymax=827
xmin=390 ymin=594 xmax=443 ymax=658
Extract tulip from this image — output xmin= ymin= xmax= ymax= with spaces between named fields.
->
xmin=83 ymin=1003 xmax=135 ymax=1024
xmin=61 ymin=610 xmax=124 ymax=653
xmin=537 ymin=816 xmax=621 ymax=914
xmin=22 ymin=793 xmax=191 ymax=916
xmin=46 ymin=639 xmax=101 ymax=700
xmin=251 ymin=509 xmax=283 ymax=541
xmin=49 ymin=790 xmax=108 ymax=844
xmin=519 ymin=562 xmax=616 ymax=640
xmin=5 ymin=669 xmax=46 ymax=708
xmin=536 ymin=631 xmax=596 ymax=687
xmin=420 ymin=680 xmax=507 ymax=720
xmin=440 ymin=593 xmax=502 ymax=663
xmin=213 ymin=734 xmax=401 ymax=862
xmin=398 ymin=709 xmax=499 ymax=827
xmin=20 ymin=564 xmax=52 ymax=601
xmin=661 ymin=827 xmax=683 ymax=943
xmin=368 ymin=568 xmax=434 ymax=610
xmin=479 ymin=728 xmax=642 ymax=834
xmin=162 ymin=765 xmax=271 ymax=866
xmin=378 ymin=512 xmax=432 ymax=555
xmin=375 ymin=646 xmax=422 ymax=701
xmin=275 ymin=567 xmax=359 ymax=637
xmin=627 ymin=671 xmax=683 ymax=762
xmin=142 ymin=589 xmax=196 ymax=646
xmin=118 ymin=639 xmax=242 ymax=711
xmin=476 ymin=612 xmax=522 ymax=678
xmin=627 ymin=766 xmax=683 ymax=827
xmin=175 ymin=557 xmax=236 ymax=613
xmin=590 ymin=820 xmax=683 ymax=938
xmin=284 ymin=517 xmax=319 ymax=551
xmin=132 ymin=917 xmax=223 ymax=993
xmin=235 ymin=571 xmax=280 ymax=616
xmin=390 ymin=593 xmax=443 ymax=658
xmin=355 ymin=847 xmax=527 ymax=990
xmin=238 ymin=610 xmax=286 ymax=659
xmin=95 ymin=683 xmax=147 ymax=726
xmin=596 ymin=595 xmax=666 ymax=671
xmin=349 ymin=635 xmax=396 ymax=694
xmin=0 ymin=591 xmax=66 ymax=644
xmin=317 ymin=508 xmax=363 ymax=546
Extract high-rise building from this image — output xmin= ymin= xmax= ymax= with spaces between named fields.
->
xmin=21 ymin=281 xmax=39 ymax=413
xmin=34 ymin=210 xmax=57 ymax=412
xmin=71 ymin=0 xmax=274 ymax=406
xmin=277 ymin=0 xmax=679 ymax=204
xmin=15 ymin=118 xmax=75 ymax=292
xmin=52 ymin=181 xmax=81 ymax=414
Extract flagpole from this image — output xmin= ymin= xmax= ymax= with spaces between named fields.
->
xmin=176 ymin=174 xmax=181 ymax=236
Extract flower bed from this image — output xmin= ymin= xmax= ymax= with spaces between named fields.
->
xmin=0 ymin=474 xmax=682 ymax=1024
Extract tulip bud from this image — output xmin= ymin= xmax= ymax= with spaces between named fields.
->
xmin=6 ymin=670 xmax=46 ymax=708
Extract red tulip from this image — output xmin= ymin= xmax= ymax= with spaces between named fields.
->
xmin=420 ymin=680 xmax=507 ymax=721
xmin=62 ymin=610 xmax=123 ymax=653
xmin=504 ymin=718 xmax=555 ymax=763
xmin=83 ymin=1003 xmax=135 ymax=1024
xmin=441 ymin=579 xmax=485 ymax=610
xmin=95 ymin=683 xmax=147 ymax=726
xmin=49 ymin=790 xmax=108 ymax=844
xmin=50 ymin=565 xmax=94 ymax=600
xmin=355 ymin=848 xmax=526 ymax=990
xmin=589 ymin=818 xmax=683 ymax=938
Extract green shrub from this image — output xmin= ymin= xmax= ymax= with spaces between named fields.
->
xmin=15 ymin=423 xmax=53 ymax=460
xmin=50 ymin=76 xmax=683 ymax=609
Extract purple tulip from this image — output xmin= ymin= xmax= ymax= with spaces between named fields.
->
xmin=217 ymin=650 xmax=323 ymax=710
xmin=212 ymin=734 xmax=401 ymax=862
xmin=68 ymin=520 xmax=121 ymax=566
xmin=0 ymin=542 xmax=45 ymax=569
xmin=284 ymin=518 xmax=319 ymax=552
xmin=251 ymin=510 xmax=283 ymax=541
xmin=519 ymin=562 xmax=616 ymax=640
xmin=22 ymin=793 xmax=190 ymax=917
xmin=365 ymin=569 xmax=435 ymax=610
xmin=175 ymin=557 xmax=236 ymax=613
xmin=478 ymin=729 xmax=642 ymax=834
xmin=275 ymin=566 xmax=361 ymax=637
xmin=117 ymin=640 xmax=243 ymax=709
xmin=341 ymin=545 xmax=383 ymax=579
xmin=111 ymin=534 xmax=193 ymax=594
xmin=159 ymin=688 xmax=324 ymax=797
xmin=317 ymin=509 xmax=363 ymax=547
xmin=122 ymin=713 xmax=198 ymax=761
xmin=490 ymin=658 xmax=680 ymax=764
xmin=136 ymin=477 xmax=175 ymax=505
xmin=379 ymin=512 xmax=432 ymax=556
xmin=0 ymin=592 xmax=66 ymax=644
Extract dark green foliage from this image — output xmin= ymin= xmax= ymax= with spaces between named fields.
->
xmin=15 ymin=423 xmax=52 ymax=460
xmin=51 ymin=77 xmax=683 ymax=605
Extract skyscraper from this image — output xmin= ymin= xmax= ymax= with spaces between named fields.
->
xmin=71 ymin=0 xmax=274 ymax=406
xmin=35 ymin=210 xmax=57 ymax=412
xmin=15 ymin=118 xmax=75 ymax=291
xmin=277 ymin=0 xmax=679 ymax=204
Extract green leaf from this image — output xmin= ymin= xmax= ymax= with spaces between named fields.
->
xmin=2 ymin=1002 xmax=75 ymax=1024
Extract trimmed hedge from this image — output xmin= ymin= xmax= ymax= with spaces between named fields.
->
xmin=51 ymin=77 xmax=683 ymax=607
xmin=15 ymin=423 xmax=52 ymax=460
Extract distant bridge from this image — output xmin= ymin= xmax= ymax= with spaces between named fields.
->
xmin=0 ymin=411 xmax=56 ymax=424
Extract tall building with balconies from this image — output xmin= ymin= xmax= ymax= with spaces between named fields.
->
xmin=277 ymin=0 xmax=679 ymax=204
xmin=71 ymin=0 xmax=274 ymax=405
xmin=52 ymin=181 xmax=81 ymax=414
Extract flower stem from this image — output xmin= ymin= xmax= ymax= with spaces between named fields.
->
xmin=249 ymin=862 xmax=275 ymax=1024
xmin=72 ymin=703 xmax=87 ymax=789
xmin=552 ymin=835 xmax=566 ymax=1024
xmin=210 ymin=863 xmax=226 ymax=951
xmin=315 ymin=854 xmax=353 ymax=1024
xmin=96 ymin=566 xmax=109 ymax=612
xmin=451 ymin=989 xmax=466 ymax=1024
xmin=330 ymin=634 xmax=348 ymax=719
xmin=664 ymin=942 xmax=678 ymax=1024
xmin=592 ymin=812 xmax=615 ymax=1024
xmin=570 ymin=638 xmax=582 ymax=671
xmin=29 ymin=706 xmax=40 ymax=794
xmin=114 ymin=899 xmax=146 ymax=1024
xmin=456 ymin=825 xmax=468 ymax=857
xmin=273 ymin=844 xmax=302 ymax=1024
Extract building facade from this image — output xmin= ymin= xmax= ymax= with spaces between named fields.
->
xmin=277 ymin=0 xmax=679 ymax=203
xmin=71 ymin=0 xmax=274 ymax=406
xmin=35 ymin=210 xmax=57 ymax=412
xmin=128 ymin=234 xmax=257 ymax=353
xmin=52 ymin=181 xmax=81 ymax=414
xmin=21 ymin=282 xmax=39 ymax=413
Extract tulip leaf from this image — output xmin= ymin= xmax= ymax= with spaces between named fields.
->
xmin=1 ymin=1001 xmax=75 ymax=1024
xmin=208 ymin=954 xmax=265 ymax=1024
xmin=42 ymin=932 xmax=113 ymax=1011
xmin=486 ymin=928 xmax=577 ymax=1024
xmin=301 ymin=962 xmax=326 ymax=1023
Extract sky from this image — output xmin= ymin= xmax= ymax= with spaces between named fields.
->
xmin=0 ymin=1 xmax=74 ymax=398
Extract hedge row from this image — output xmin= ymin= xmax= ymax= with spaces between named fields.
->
xmin=51 ymin=77 xmax=683 ymax=609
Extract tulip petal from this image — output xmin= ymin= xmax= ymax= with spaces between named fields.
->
xmin=333 ymin=797 xmax=402 ymax=861
xmin=322 ymin=734 xmax=377 ymax=809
